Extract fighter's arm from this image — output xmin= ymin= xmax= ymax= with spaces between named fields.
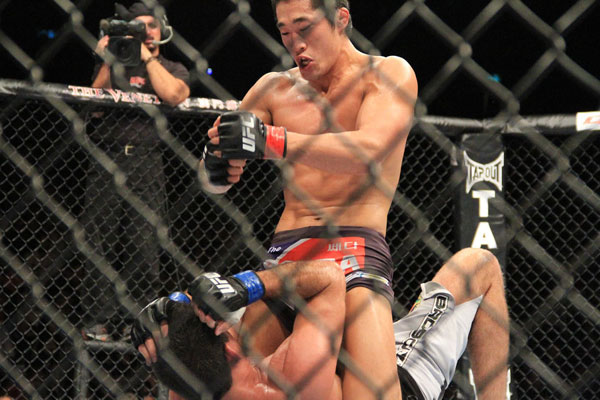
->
xmin=286 ymin=57 xmax=417 ymax=173
xmin=210 ymin=58 xmax=417 ymax=174
xmin=197 ymin=73 xmax=276 ymax=192
xmin=189 ymin=260 xmax=345 ymax=399
xmin=141 ymin=45 xmax=190 ymax=106
xmin=237 ymin=72 xmax=278 ymax=120
xmin=203 ymin=72 xmax=277 ymax=153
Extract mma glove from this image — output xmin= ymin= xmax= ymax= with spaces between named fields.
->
xmin=131 ymin=297 xmax=171 ymax=350
xmin=188 ymin=271 xmax=265 ymax=322
xmin=211 ymin=111 xmax=286 ymax=160
xmin=198 ymin=145 xmax=233 ymax=194
xmin=130 ymin=293 xmax=190 ymax=349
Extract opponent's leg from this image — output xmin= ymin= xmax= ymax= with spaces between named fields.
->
xmin=341 ymin=287 xmax=401 ymax=400
xmin=433 ymin=248 xmax=509 ymax=400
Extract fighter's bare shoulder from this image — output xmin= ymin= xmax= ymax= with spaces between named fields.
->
xmin=252 ymin=70 xmax=296 ymax=93
xmin=369 ymin=55 xmax=418 ymax=97
xmin=241 ymin=70 xmax=296 ymax=112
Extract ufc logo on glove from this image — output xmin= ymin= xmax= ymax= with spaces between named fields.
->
xmin=241 ymin=115 xmax=256 ymax=152
xmin=215 ymin=111 xmax=287 ymax=160
xmin=205 ymin=272 xmax=236 ymax=295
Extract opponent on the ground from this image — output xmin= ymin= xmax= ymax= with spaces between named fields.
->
xmin=199 ymin=2 xmax=418 ymax=398
xmin=133 ymin=248 xmax=509 ymax=400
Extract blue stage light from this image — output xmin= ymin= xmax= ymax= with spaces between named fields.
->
xmin=38 ymin=29 xmax=56 ymax=39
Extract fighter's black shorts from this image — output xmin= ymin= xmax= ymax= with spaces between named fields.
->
xmin=263 ymin=226 xmax=395 ymax=304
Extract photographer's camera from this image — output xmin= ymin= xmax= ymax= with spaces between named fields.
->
xmin=99 ymin=19 xmax=146 ymax=66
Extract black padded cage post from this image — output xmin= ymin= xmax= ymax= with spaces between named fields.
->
xmin=454 ymin=132 xmax=510 ymax=399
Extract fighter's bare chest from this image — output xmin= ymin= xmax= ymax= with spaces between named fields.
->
xmin=270 ymin=84 xmax=365 ymax=134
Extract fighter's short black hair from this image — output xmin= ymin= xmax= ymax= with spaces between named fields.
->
xmin=152 ymin=302 xmax=232 ymax=399
xmin=271 ymin=0 xmax=353 ymax=35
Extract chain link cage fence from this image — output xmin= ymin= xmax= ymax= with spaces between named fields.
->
xmin=1 ymin=0 xmax=599 ymax=399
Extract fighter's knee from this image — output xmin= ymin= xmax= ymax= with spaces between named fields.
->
xmin=459 ymin=248 xmax=503 ymax=286
xmin=470 ymin=249 xmax=503 ymax=285
xmin=453 ymin=247 xmax=493 ymax=267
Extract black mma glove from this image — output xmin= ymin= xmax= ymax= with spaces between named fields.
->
xmin=130 ymin=292 xmax=190 ymax=349
xmin=203 ymin=145 xmax=231 ymax=185
xmin=131 ymin=297 xmax=171 ymax=350
xmin=188 ymin=271 xmax=265 ymax=321
xmin=198 ymin=145 xmax=234 ymax=194
xmin=211 ymin=111 xmax=286 ymax=160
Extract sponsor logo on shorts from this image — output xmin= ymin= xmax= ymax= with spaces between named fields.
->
xmin=346 ymin=271 xmax=390 ymax=286
xmin=396 ymin=294 xmax=449 ymax=366
xmin=327 ymin=241 xmax=359 ymax=251
xmin=268 ymin=246 xmax=282 ymax=253
xmin=408 ymin=295 xmax=423 ymax=314
xmin=272 ymin=237 xmax=367 ymax=275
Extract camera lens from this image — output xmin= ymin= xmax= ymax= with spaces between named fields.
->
xmin=114 ymin=39 xmax=131 ymax=57
xmin=107 ymin=37 xmax=142 ymax=66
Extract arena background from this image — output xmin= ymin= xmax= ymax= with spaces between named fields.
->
xmin=1 ymin=0 xmax=599 ymax=399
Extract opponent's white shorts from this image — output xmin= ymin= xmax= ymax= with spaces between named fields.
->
xmin=394 ymin=281 xmax=482 ymax=400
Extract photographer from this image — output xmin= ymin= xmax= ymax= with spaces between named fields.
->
xmin=81 ymin=2 xmax=190 ymax=342
xmin=91 ymin=3 xmax=189 ymax=104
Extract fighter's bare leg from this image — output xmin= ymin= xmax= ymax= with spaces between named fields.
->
xmin=238 ymin=300 xmax=289 ymax=359
xmin=342 ymin=287 xmax=401 ymax=400
xmin=432 ymin=248 xmax=509 ymax=400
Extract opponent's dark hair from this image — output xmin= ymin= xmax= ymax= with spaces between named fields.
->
xmin=152 ymin=302 xmax=232 ymax=399
xmin=271 ymin=0 xmax=353 ymax=35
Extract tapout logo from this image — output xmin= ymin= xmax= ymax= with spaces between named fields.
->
xmin=464 ymin=152 xmax=504 ymax=193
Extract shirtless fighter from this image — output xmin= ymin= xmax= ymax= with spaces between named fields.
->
xmin=198 ymin=1 xmax=417 ymax=399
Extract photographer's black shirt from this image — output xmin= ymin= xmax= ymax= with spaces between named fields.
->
xmin=105 ymin=55 xmax=189 ymax=93
xmin=90 ymin=55 xmax=189 ymax=147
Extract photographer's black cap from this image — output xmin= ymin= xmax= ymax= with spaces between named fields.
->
xmin=114 ymin=2 xmax=154 ymax=21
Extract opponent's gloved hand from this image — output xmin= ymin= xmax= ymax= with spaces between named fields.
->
xmin=131 ymin=297 xmax=171 ymax=350
xmin=188 ymin=271 xmax=265 ymax=321
xmin=211 ymin=111 xmax=286 ymax=160
xmin=130 ymin=292 xmax=190 ymax=350
xmin=198 ymin=145 xmax=233 ymax=194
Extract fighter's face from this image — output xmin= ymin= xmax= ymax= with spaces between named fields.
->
xmin=276 ymin=0 xmax=342 ymax=81
xmin=135 ymin=15 xmax=161 ymax=52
